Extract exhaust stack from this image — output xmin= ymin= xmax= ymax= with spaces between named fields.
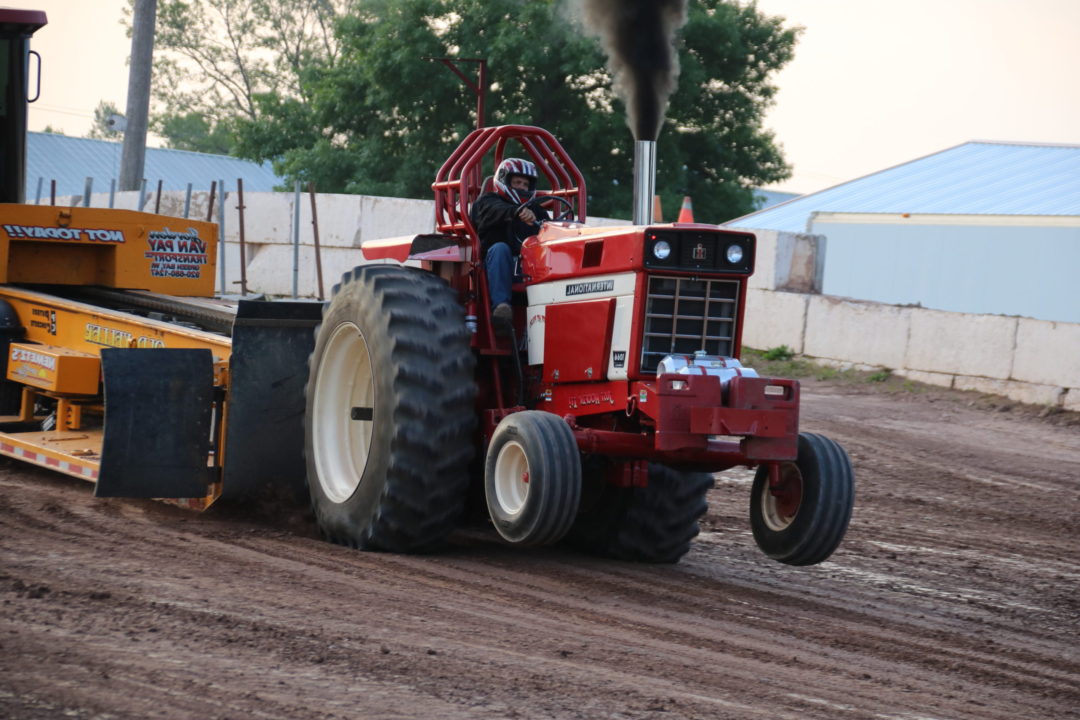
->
xmin=633 ymin=140 xmax=657 ymax=226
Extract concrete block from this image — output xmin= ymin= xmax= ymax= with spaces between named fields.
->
xmin=954 ymin=376 xmax=1065 ymax=407
xmin=896 ymin=369 xmax=955 ymax=388
xmin=905 ymin=309 xmax=1016 ymax=380
xmin=211 ymin=192 xmax=434 ymax=250
xmin=803 ymin=295 xmax=910 ymax=369
xmin=774 ymin=232 xmax=824 ymax=293
xmin=746 ymin=230 xmax=824 ymax=293
xmin=1012 ymin=318 xmax=1080 ymax=388
xmin=742 ymin=289 xmax=808 ymax=354
xmin=747 ymin=229 xmax=779 ymax=291
xmin=238 ymin=243 xmax=374 ymax=297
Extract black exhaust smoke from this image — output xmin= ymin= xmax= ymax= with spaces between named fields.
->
xmin=581 ymin=0 xmax=688 ymax=142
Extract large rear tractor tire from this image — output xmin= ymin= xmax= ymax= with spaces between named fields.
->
xmin=304 ymin=265 xmax=476 ymax=552
xmin=750 ymin=432 xmax=854 ymax=566
xmin=566 ymin=462 xmax=714 ymax=564
xmin=484 ymin=411 xmax=581 ymax=546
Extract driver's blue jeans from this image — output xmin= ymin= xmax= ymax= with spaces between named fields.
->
xmin=485 ymin=243 xmax=514 ymax=307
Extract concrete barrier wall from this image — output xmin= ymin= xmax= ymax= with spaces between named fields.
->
xmin=54 ymin=191 xmax=1078 ymax=410
xmin=745 ymin=288 xmax=1080 ymax=412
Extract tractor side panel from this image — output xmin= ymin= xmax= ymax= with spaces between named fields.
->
xmin=526 ymin=272 xmax=636 ymax=372
xmin=542 ymin=299 xmax=614 ymax=383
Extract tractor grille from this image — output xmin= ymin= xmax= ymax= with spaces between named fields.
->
xmin=639 ymin=275 xmax=739 ymax=373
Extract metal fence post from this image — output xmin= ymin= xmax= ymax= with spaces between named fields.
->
xmin=292 ymin=179 xmax=302 ymax=298
xmin=236 ymin=178 xmax=248 ymax=296
xmin=217 ymin=179 xmax=227 ymax=296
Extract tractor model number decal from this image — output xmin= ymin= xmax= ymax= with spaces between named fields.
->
xmin=612 ymin=351 xmax=626 ymax=368
xmin=567 ymin=390 xmax=616 ymax=409
xmin=1 ymin=224 xmax=124 ymax=242
xmin=145 ymin=229 xmax=208 ymax=279
xmin=84 ymin=323 xmax=165 ymax=349
xmin=30 ymin=308 xmax=57 ymax=335
xmin=565 ymin=279 xmax=614 ymax=297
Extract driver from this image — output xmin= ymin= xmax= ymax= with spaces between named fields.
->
xmin=470 ymin=158 xmax=549 ymax=328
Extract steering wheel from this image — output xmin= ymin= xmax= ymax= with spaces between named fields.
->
xmin=535 ymin=195 xmax=576 ymax=222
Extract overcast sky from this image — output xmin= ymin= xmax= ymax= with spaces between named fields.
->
xmin=16 ymin=0 xmax=1080 ymax=194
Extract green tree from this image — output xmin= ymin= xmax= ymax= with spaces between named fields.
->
xmin=142 ymin=0 xmax=344 ymax=152
xmin=87 ymin=100 xmax=123 ymax=140
xmin=233 ymin=0 xmax=797 ymax=222
xmin=157 ymin=112 xmax=236 ymax=154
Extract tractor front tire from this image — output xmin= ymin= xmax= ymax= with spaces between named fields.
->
xmin=566 ymin=463 xmax=714 ymax=564
xmin=304 ymin=265 xmax=476 ymax=552
xmin=484 ymin=411 xmax=581 ymax=546
xmin=750 ymin=432 xmax=854 ymax=566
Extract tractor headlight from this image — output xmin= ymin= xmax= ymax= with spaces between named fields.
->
xmin=726 ymin=243 xmax=744 ymax=264
xmin=652 ymin=240 xmax=672 ymax=260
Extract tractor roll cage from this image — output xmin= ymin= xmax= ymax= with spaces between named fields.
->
xmin=432 ymin=125 xmax=587 ymax=252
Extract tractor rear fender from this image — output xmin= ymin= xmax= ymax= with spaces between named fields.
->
xmin=361 ymin=234 xmax=468 ymax=264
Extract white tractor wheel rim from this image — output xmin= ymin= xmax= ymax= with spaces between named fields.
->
xmin=313 ymin=321 xmax=375 ymax=504
xmin=760 ymin=463 xmax=802 ymax=532
xmin=494 ymin=440 xmax=530 ymax=517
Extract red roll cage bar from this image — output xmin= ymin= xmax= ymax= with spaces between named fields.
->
xmin=432 ymin=125 xmax=587 ymax=252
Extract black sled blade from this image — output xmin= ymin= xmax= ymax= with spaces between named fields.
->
xmin=220 ymin=299 xmax=321 ymax=502
xmin=96 ymin=348 xmax=215 ymax=498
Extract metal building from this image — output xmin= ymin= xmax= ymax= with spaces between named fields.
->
xmin=727 ymin=141 xmax=1080 ymax=323
xmin=24 ymin=131 xmax=282 ymax=201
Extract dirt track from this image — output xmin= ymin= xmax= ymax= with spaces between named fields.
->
xmin=2 ymin=380 xmax=1078 ymax=719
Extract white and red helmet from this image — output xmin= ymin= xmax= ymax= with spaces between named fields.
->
xmin=494 ymin=158 xmax=538 ymax=204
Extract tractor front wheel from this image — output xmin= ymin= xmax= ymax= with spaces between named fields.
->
xmin=750 ymin=432 xmax=854 ymax=566
xmin=305 ymin=265 xmax=476 ymax=552
xmin=484 ymin=411 xmax=581 ymax=546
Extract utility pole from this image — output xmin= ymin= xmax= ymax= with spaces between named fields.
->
xmin=120 ymin=0 xmax=156 ymax=191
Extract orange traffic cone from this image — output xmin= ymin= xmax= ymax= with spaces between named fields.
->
xmin=677 ymin=196 xmax=694 ymax=223
xmin=652 ymin=194 xmax=663 ymax=222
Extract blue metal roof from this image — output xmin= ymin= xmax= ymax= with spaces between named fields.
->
xmin=24 ymin=132 xmax=282 ymax=200
xmin=753 ymin=188 xmax=800 ymax=210
xmin=727 ymin=141 xmax=1080 ymax=232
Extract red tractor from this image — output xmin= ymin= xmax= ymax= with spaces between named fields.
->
xmin=303 ymin=125 xmax=854 ymax=565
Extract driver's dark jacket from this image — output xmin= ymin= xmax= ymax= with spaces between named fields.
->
xmin=470 ymin=192 xmax=550 ymax=258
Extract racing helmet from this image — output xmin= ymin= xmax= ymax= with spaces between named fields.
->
xmin=494 ymin=157 xmax=538 ymax=204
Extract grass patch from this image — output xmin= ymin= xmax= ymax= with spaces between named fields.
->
xmin=762 ymin=344 xmax=794 ymax=361
xmin=742 ymin=347 xmax=897 ymax=386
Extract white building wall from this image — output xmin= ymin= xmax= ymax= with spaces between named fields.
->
xmin=809 ymin=212 xmax=1080 ymax=324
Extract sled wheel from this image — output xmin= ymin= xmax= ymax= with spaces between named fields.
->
xmin=566 ymin=462 xmax=713 ymax=564
xmin=305 ymin=265 xmax=476 ymax=552
xmin=750 ymin=432 xmax=854 ymax=566
xmin=484 ymin=411 xmax=581 ymax=546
